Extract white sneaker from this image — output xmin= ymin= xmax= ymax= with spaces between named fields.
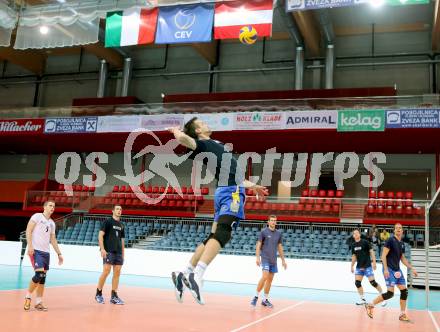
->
xmin=381 ymin=300 xmax=387 ymax=307
xmin=356 ymin=298 xmax=366 ymax=305
xmin=185 ymin=272 xmax=205 ymax=305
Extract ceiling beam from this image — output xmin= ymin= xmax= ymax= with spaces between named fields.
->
xmin=291 ymin=11 xmax=321 ymax=57
xmin=433 ymin=0 xmax=440 ymax=51
xmin=0 ymin=47 xmax=46 ymax=75
xmin=82 ymin=42 xmax=124 ymax=69
xmin=336 ymin=22 xmax=430 ymax=37
xmin=192 ymin=40 xmax=218 ymax=65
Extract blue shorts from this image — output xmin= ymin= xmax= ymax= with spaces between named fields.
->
xmin=31 ymin=250 xmax=50 ymax=271
xmin=103 ymin=252 xmax=124 ymax=266
xmin=261 ymin=259 xmax=278 ymax=273
xmin=214 ymin=186 xmax=245 ymax=222
xmin=384 ymin=268 xmax=406 ymax=287
xmin=355 ymin=266 xmax=374 ymax=278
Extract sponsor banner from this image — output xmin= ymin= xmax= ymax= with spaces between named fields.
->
xmin=97 ymin=116 xmax=141 ymax=133
xmin=286 ymin=0 xmax=361 ymax=12
xmin=386 ymin=109 xmax=440 ymax=128
xmin=234 ymin=112 xmax=285 ymax=130
xmin=141 ymin=114 xmax=184 ymax=131
xmin=45 ymin=117 xmax=98 ymax=134
xmin=285 ymin=110 xmax=338 ymax=129
xmin=183 ymin=113 xmax=233 ymax=131
xmin=338 ymin=110 xmax=385 ymax=132
xmin=0 ymin=118 xmax=44 ymax=135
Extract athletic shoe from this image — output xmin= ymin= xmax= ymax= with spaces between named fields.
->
xmin=172 ymin=271 xmax=185 ymax=303
xmin=34 ymin=303 xmax=48 ymax=311
xmin=381 ymin=300 xmax=388 ymax=307
xmin=356 ymin=298 xmax=366 ymax=305
xmin=95 ymin=294 xmax=105 ymax=304
xmin=110 ymin=296 xmax=125 ymax=305
xmin=399 ymin=313 xmax=411 ymax=322
xmin=261 ymin=299 xmax=274 ymax=308
xmin=186 ymin=273 xmax=204 ymax=305
xmin=24 ymin=297 xmax=31 ymax=311
xmin=365 ymin=303 xmax=374 ymax=319
xmin=250 ymin=296 xmax=258 ymax=307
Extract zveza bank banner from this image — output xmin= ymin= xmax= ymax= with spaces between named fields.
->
xmin=44 ymin=117 xmax=98 ymax=134
xmin=386 ymin=109 xmax=440 ymax=128
xmin=286 ymin=0 xmax=362 ymax=12
xmin=285 ymin=111 xmax=338 ymax=129
xmin=0 ymin=119 xmax=44 ymax=135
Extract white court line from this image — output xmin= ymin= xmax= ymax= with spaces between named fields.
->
xmin=0 ymin=284 xmax=93 ymax=292
xmin=229 ymin=301 xmax=305 ymax=332
xmin=429 ymin=310 xmax=440 ymax=332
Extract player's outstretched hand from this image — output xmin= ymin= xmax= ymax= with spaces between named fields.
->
xmin=256 ymin=257 xmax=261 ymax=267
xmin=351 ymin=266 xmax=354 ymax=274
xmin=282 ymin=260 xmax=287 ymax=270
xmin=58 ymin=255 xmax=64 ymax=265
xmin=167 ymin=126 xmax=181 ymax=135
xmin=252 ymin=185 xmax=269 ymax=200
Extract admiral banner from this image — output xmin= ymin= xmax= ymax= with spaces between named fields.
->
xmin=285 ymin=111 xmax=338 ymax=129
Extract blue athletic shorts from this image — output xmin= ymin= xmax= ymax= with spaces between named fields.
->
xmin=261 ymin=258 xmax=278 ymax=273
xmin=384 ymin=268 xmax=406 ymax=287
xmin=103 ymin=252 xmax=124 ymax=266
xmin=214 ymin=186 xmax=245 ymax=222
xmin=355 ymin=266 xmax=374 ymax=278
xmin=31 ymin=250 xmax=50 ymax=271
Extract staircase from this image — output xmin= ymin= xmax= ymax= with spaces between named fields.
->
xmin=341 ymin=204 xmax=365 ymax=219
xmin=133 ymin=235 xmax=162 ymax=249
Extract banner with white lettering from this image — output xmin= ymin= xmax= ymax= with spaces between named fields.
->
xmin=386 ymin=109 xmax=440 ymax=128
xmin=0 ymin=119 xmax=44 ymax=135
xmin=285 ymin=111 xmax=338 ymax=129
xmin=286 ymin=0 xmax=362 ymax=12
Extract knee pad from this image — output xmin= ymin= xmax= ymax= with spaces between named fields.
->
xmin=369 ymin=280 xmax=378 ymax=288
xmin=32 ymin=271 xmax=46 ymax=284
xmin=382 ymin=290 xmax=394 ymax=301
xmin=212 ymin=222 xmax=232 ymax=248
xmin=400 ymin=288 xmax=408 ymax=301
xmin=39 ymin=276 xmax=46 ymax=285
xmin=355 ymin=280 xmax=362 ymax=289
xmin=202 ymin=233 xmax=215 ymax=246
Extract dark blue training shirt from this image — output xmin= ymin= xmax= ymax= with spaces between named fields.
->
xmin=384 ymin=236 xmax=405 ymax=271
xmin=259 ymin=227 xmax=282 ymax=265
xmin=190 ymin=139 xmax=243 ymax=186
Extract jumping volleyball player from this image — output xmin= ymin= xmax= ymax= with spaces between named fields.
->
xmin=170 ymin=118 xmax=268 ymax=305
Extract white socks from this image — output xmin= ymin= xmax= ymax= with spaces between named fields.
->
xmin=35 ymin=297 xmax=42 ymax=305
xmin=194 ymin=262 xmax=207 ymax=280
xmin=183 ymin=262 xmax=195 ymax=275
xmin=255 ymin=292 xmax=260 ymax=298
xmin=25 ymin=292 xmax=31 ymax=299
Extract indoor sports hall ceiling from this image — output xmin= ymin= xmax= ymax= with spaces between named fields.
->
xmin=0 ymin=1 xmax=438 ymax=76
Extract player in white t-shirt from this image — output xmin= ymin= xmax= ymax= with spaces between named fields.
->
xmin=24 ymin=200 xmax=63 ymax=311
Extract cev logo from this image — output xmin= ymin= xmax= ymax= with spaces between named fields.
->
xmin=174 ymin=9 xmax=196 ymax=39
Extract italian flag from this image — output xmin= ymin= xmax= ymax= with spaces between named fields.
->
xmin=105 ymin=7 xmax=158 ymax=47
xmin=214 ymin=0 xmax=274 ymax=40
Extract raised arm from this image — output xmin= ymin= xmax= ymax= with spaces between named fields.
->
xmin=168 ymin=127 xmax=197 ymax=150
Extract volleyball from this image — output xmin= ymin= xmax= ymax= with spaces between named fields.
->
xmin=239 ymin=26 xmax=258 ymax=45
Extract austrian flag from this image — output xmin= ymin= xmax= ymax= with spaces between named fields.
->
xmin=214 ymin=0 xmax=274 ymax=40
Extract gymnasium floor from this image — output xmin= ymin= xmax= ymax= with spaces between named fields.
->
xmin=1 ymin=265 xmax=439 ymax=332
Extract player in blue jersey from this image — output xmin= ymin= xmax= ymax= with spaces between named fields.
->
xmin=365 ymin=223 xmax=418 ymax=322
xmin=170 ymin=118 xmax=268 ymax=305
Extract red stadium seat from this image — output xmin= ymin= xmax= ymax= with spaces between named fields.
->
xmin=159 ymin=186 xmax=166 ymax=193
xmin=146 ymin=186 xmax=152 ymax=193
xmin=125 ymin=199 xmax=132 ymax=206
xmin=288 ymin=203 xmax=296 ymax=212
xmin=318 ymin=190 xmax=326 ymax=197
xmin=254 ymin=202 xmax=262 ymax=211
xmin=366 ymin=205 xmax=375 ymax=214
xmin=310 ymin=189 xmax=318 ymax=197
xmin=296 ymin=204 xmax=304 ymax=213
xmin=327 ymin=190 xmax=335 ymax=197
xmin=168 ymin=200 xmax=176 ymax=208
xmin=336 ymin=190 xmax=344 ymax=198
xmin=376 ymin=205 xmax=384 ymax=214
xmin=323 ymin=204 xmax=331 ymax=213
xmin=188 ymin=187 xmax=194 ymax=195
xmin=181 ymin=187 xmax=188 ymax=194
xmin=405 ymin=192 xmax=413 ymax=199
xmin=58 ymin=184 xmax=64 ymax=191
xmin=313 ymin=204 xmax=321 ymax=213
xmin=299 ymin=197 xmax=307 ymax=204
xmin=395 ymin=205 xmax=403 ymax=216
xmin=386 ymin=205 xmax=393 ymax=215
xmin=262 ymin=203 xmax=270 ymax=211
xmin=396 ymin=191 xmax=403 ymax=200
xmin=369 ymin=190 xmax=376 ymax=198
xmin=301 ymin=189 xmax=309 ymax=197
xmin=152 ymin=186 xmax=159 ymax=194
xmin=113 ymin=185 xmax=119 ymax=192
xmin=405 ymin=206 xmax=413 ymax=216
xmin=332 ymin=204 xmax=340 ymax=213
xmin=201 ymin=187 xmax=209 ymax=195
xmin=120 ymin=186 xmax=126 ymax=193
xmin=415 ymin=206 xmax=423 ymax=216
xmin=176 ymin=201 xmax=183 ymax=208
xmin=305 ymin=204 xmax=313 ymax=213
